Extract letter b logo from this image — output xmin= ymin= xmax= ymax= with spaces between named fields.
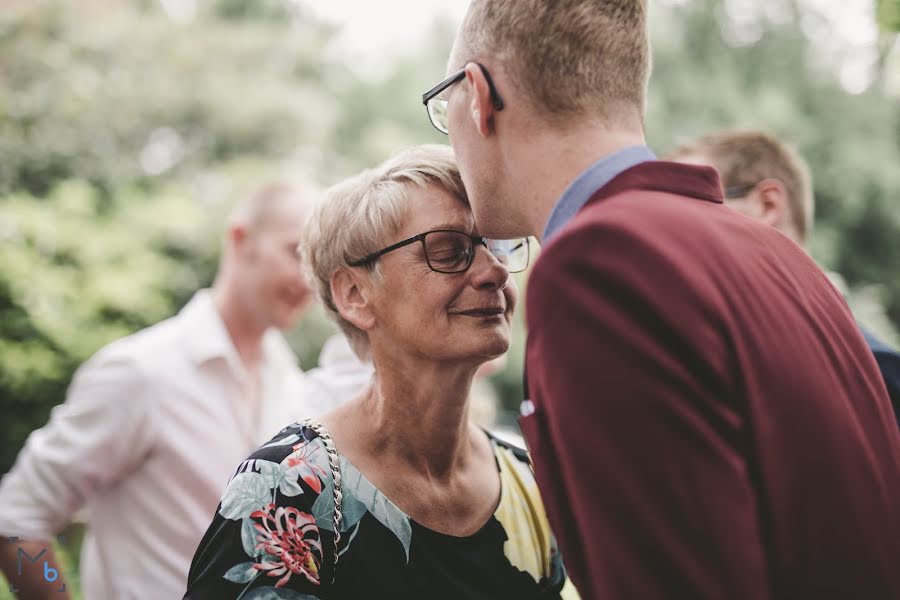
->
xmin=43 ymin=561 xmax=58 ymax=582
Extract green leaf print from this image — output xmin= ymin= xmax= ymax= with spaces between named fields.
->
xmin=255 ymin=460 xmax=304 ymax=498
xmin=224 ymin=561 xmax=259 ymax=584
xmin=258 ymin=433 xmax=300 ymax=449
xmin=339 ymin=457 xmax=412 ymax=560
xmin=241 ymin=516 xmax=258 ymax=558
xmin=311 ymin=481 xmax=367 ymax=533
xmin=219 ymin=472 xmax=270 ymax=520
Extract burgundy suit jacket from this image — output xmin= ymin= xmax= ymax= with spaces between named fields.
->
xmin=522 ymin=161 xmax=900 ymax=599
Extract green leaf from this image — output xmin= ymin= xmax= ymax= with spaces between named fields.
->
xmin=311 ymin=479 xmax=366 ymax=534
xmin=224 ymin=561 xmax=259 ymax=584
xmin=339 ymin=457 xmax=412 ymax=560
xmin=259 ymin=433 xmax=300 ymax=449
xmin=256 ymin=460 xmax=304 ymax=498
xmin=219 ymin=472 xmax=271 ymax=520
xmin=311 ymin=481 xmax=334 ymax=532
xmin=339 ymin=487 xmax=368 ymax=532
xmin=241 ymin=517 xmax=258 ymax=558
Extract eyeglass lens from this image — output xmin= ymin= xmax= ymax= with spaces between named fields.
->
xmin=427 ymin=98 xmax=449 ymax=133
xmin=423 ymin=232 xmax=528 ymax=273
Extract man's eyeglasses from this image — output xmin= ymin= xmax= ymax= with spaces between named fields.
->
xmin=724 ymin=182 xmax=761 ymax=199
xmin=422 ymin=63 xmax=505 ymax=134
xmin=348 ymin=229 xmax=529 ymax=274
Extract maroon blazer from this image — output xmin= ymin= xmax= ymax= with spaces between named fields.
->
xmin=522 ymin=161 xmax=900 ymax=599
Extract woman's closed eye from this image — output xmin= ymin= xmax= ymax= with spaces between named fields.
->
xmin=425 ymin=234 xmax=472 ymax=268
xmin=429 ymin=245 xmax=471 ymax=268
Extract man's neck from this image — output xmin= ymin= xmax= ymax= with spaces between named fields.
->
xmin=211 ymin=285 xmax=266 ymax=373
xmin=514 ymin=125 xmax=647 ymax=242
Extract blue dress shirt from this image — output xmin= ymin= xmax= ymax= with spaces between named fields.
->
xmin=542 ymin=145 xmax=657 ymax=241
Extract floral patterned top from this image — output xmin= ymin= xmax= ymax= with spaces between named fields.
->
xmin=183 ymin=423 xmax=579 ymax=600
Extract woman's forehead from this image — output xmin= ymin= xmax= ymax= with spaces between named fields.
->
xmin=401 ymin=185 xmax=474 ymax=234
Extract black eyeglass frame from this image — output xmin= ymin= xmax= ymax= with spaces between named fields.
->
xmin=724 ymin=181 xmax=763 ymax=199
xmin=422 ymin=63 xmax=505 ymax=134
xmin=348 ymin=229 xmax=529 ymax=274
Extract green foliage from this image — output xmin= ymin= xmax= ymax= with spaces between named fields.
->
xmin=0 ymin=6 xmax=898 ymax=594
xmin=0 ymin=180 xmax=222 ymax=473
xmin=877 ymin=0 xmax=900 ymax=32
xmin=648 ymin=0 xmax=900 ymax=341
xmin=0 ymin=1 xmax=338 ymax=196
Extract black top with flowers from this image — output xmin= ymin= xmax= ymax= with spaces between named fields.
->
xmin=183 ymin=423 xmax=577 ymax=600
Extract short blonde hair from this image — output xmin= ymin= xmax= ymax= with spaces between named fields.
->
xmin=301 ymin=145 xmax=468 ymax=359
xmin=456 ymin=0 xmax=650 ymax=123
xmin=669 ymin=130 xmax=814 ymax=242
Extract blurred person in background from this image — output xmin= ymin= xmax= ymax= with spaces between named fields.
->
xmin=184 ymin=145 xmax=578 ymax=599
xmin=428 ymin=0 xmax=900 ymax=597
xmin=0 ymin=183 xmax=362 ymax=599
xmin=669 ymin=129 xmax=900 ymax=427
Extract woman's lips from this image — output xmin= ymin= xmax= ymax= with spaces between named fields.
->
xmin=454 ymin=306 xmax=505 ymax=317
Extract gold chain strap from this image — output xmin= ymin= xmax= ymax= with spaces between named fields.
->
xmin=302 ymin=419 xmax=343 ymax=583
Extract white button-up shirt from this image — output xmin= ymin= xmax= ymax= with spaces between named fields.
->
xmin=0 ymin=291 xmax=369 ymax=599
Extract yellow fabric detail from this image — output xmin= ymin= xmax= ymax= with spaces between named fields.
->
xmin=560 ymin=578 xmax=581 ymax=599
xmin=493 ymin=445 xmax=554 ymax=583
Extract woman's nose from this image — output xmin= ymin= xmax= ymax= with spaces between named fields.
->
xmin=469 ymin=245 xmax=510 ymax=291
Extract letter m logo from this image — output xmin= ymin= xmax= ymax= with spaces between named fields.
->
xmin=16 ymin=546 xmax=47 ymax=576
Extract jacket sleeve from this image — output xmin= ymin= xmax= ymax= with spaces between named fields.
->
xmin=0 ymin=344 xmax=154 ymax=540
xmin=522 ymin=221 xmax=771 ymax=599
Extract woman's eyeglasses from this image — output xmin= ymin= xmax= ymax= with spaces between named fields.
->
xmin=349 ymin=229 xmax=530 ymax=274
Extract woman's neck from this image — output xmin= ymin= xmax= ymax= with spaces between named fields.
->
xmin=333 ymin=354 xmax=482 ymax=481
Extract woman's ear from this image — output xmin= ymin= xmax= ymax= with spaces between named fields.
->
xmin=331 ymin=268 xmax=376 ymax=332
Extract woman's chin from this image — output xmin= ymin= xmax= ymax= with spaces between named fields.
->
xmin=472 ymin=332 xmax=511 ymax=360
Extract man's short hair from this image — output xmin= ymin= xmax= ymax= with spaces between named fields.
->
xmin=228 ymin=182 xmax=310 ymax=231
xmin=669 ymin=130 xmax=814 ymax=242
xmin=456 ymin=0 xmax=650 ymax=124
xmin=300 ymin=144 xmax=467 ymax=360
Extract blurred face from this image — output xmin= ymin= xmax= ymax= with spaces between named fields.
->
xmin=234 ymin=201 xmax=312 ymax=331
xmin=366 ymin=184 xmax=518 ymax=365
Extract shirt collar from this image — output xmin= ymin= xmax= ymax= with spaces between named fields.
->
xmin=179 ymin=290 xmax=297 ymax=374
xmin=542 ymin=145 xmax=656 ymax=242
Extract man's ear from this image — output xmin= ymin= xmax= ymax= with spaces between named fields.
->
xmin=755 ymin=178 xmax=790 ymax=231
xmin=331 ymin=268 xmax=376 ymax=332
xmin=465 ymin=63 xmax=495 ymax=137
xmin=227 ymin=224 xmax=251 ymax=255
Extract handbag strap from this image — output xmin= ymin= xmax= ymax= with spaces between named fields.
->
xmin=301 ymin=418 xmax=343 ymax=583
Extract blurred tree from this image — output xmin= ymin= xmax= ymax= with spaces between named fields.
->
xmin=1 ymin=0 xmax=899 ymax=594
xmin=877 ymin=0 xmax=900 ymax=31
xmin=0 ymin=0 xmax=351 ymax=475
xmin=649 ymin=0 xmax=900 ymax=345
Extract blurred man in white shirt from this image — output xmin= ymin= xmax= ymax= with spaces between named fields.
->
xmin=0 ymin=183 xmax=367 ymax=599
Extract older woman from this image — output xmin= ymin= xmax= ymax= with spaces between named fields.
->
xmin=184 ymin=145 xmax=578 ymax=599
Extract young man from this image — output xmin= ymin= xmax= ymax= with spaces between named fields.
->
xmin=0 ymin=184 xmax=362 ymax=599
xmin=424 ymin=1 xmax=900 ymax=598
xmin=670 ymin=129 xmax=900 ymax=427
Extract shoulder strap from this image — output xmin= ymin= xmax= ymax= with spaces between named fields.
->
xmin=302 ymin=418 xmax=343 ymax=584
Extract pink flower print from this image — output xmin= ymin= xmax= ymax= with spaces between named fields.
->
xmin=251 ymin=503 xmax=323 ymax=588
xmin=283 ymin=440 xmax=328 ymax=494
